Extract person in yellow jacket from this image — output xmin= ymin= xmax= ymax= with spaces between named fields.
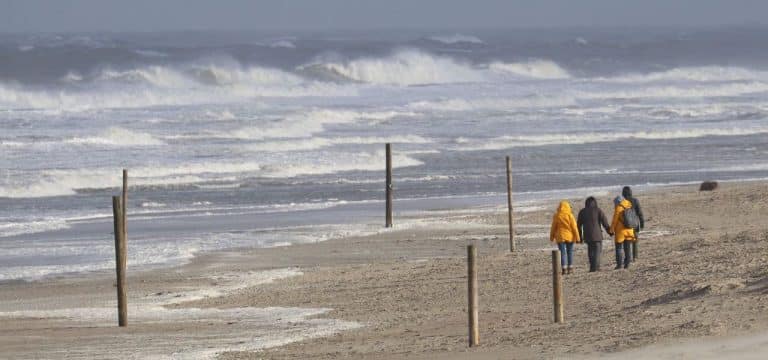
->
xmin=610 ymin=196 xmax=637 ymax=269
xmin=550 ymin=200 xmax=581 ymax=275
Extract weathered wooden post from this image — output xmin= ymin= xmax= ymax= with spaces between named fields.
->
xmin=122 ymin=169 xmax=127 ymax=244
xmin=112 ymin=196 xmax=127 ymax=327
xmin=467 ymin=244 xmax=479 ymax=346
xmin=551 ymin=250 xmax=564 ymax=323
xmin=385 ymin=143 xmax=393 ymax=228
xmin=506 ymin=156 xmax=515 ymax=252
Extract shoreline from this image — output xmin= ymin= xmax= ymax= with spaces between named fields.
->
xmin=1 ymin=180 xmax=767 ymax=358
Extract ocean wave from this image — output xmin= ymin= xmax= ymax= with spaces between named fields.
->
xmin=298 ymin=49 xmax=485 ymax=85
xmin=64 ymin=127 xmax=165 ymax=146
xmin=221 ymin=109 xmax=413 ymax=140
xmin=600 ymin=66 xmax=768 ymax=83
xmin=578 ymin=81 xmax=768 ymax=100
xmin=407 ymin=96 xmax=575 ymax=112
xmin=427 ymin=34 xmax=485 ymax=45
xmin=456 ymin=126 xmax=768 ymax=151
xmin=244 ymin=134 xmax=432 ymax=152
xmin=0 ymin=219 xmax=70 ymax=238
xmin=488 ymin=60 xmax=571 ymax=79
xmin=0 ymin=150 xmax=424 ymax=198
xmin=0 ymin=61 xmax=355 ymax=111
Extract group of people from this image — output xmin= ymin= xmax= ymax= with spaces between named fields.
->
xmin=549 ymin=186 xmax=645 ymax=274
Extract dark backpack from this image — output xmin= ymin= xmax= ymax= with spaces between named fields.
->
xmin=622 ymin=205 xmax=640 ymax=229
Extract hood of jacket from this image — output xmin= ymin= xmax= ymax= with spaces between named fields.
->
xmin=556 ymin=200 xmax=572 ymax=214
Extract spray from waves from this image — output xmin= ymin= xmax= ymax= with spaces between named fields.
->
xmin=455 ymin=126 xmax=768 ymax=151
xmin=298 ymin=49 xmax=486 ymax=86
xmin=427 ymin=34 xmax=485 ymax=45
xmin=0 ymin=151 xmax=425 ymax=199
xmin=488 ymin=60 xmax=571 ymax=79
xmin=243 ymin=135 xmax=432 ymax=152
xmin=64 ymin=127 xmax=165 ymax=146
xmin=598 ymin=66 xmax=768 ymax=83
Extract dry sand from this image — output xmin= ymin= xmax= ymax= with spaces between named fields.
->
xmin=1 ymin=182 xmax=768 ymax=359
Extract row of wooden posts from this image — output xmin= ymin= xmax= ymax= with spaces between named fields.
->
xmin=109 ymin=144 xmax=567 ymax=347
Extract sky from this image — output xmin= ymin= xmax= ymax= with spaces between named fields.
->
xmin=1 ymin=0 xmax=767 ymax=33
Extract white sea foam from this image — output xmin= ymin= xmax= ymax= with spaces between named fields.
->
xmin=407 ymin=96 xmax=575 ymax=112
xmin=601 ymin=66 xmax=768 ymax=83
xmin=0 ymin=219 xmax=70 ymax=238
xmin=244 ymin=134 xmax=432 ymax=152
xmin=65 ymin=127 xmax=165 ymax=146
xmin=0 ymin=269 xmax=361 ymax=358
xmin=428 ymin=34 xmax=485 ymax=45
xmin=301 ymin=49 xmax=485 ymax=85
xmin=488 ymin=60 xmax=571 ymax=79
xmin=579 ymin=81 xmax=768 ymax=100
xmin=0 ymin=149 xmax=424 ymax=198
xmin=456 ymin=126 xmax=768 ymax=151
xmin=223 ymin=109 xmax=412 ymax=140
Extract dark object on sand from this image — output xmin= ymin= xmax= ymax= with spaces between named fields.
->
xmin=699 ymin=181 xmax=719 ymax=191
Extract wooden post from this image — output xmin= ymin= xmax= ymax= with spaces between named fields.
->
xmin=121 ymin=169 xmax=127 ymax=245
xmin=112 ymin=196 xmax=127 ymax=327
xmin=506 ymin=156 xmax=515 ymax=252
xmin=385 ymin=143 xmax=393 ymax=228
xmin=551 ymin=250 xmax=564 ymax=323
xmin=467 ymin=245 xmax=479 ymax=347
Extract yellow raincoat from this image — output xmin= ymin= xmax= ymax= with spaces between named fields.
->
xmin=610 ymin=199 xmax=636 ymax=244
xmin=550 ymin=201 xmax=580 ymax=243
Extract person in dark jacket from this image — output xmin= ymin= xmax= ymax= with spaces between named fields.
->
xmin=622 ymin=186 xmax=645 ymax=260
xmin=577 ymin=197 xmax=612 ymax=272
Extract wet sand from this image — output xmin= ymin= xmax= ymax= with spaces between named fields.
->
xmin=1 ymin=182 xmax=768 ymax=359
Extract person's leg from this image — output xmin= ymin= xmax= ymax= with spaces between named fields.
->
xmin=566 ymin=242 xmax=574 ymax=273
xmin=623 ymin=241 xmax=632 ymax=268
xmin=615 ymin=242 xmax=623 ymax=269
xmin=587 ymin=242 xmax=596 ymax=272
xmin=595 ymin=241 xmax=603 ymax=271
xmin=558 ymin=242 xmax=567 ymax=270
xmin=632 ymin=234 xmax=639 ymax=260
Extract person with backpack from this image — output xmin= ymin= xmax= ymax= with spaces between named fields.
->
xmin=577 ymin=197 xmax=612 ymax=272
xmin=550 ymin=200 xmax=581 ymax=275
xmin=610 ymin=195 xmax=638 ymax=269
xmin=622 ymin=186 xmax=645 ymax=259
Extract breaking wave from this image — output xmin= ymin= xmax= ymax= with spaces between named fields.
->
xmin=65 ymin=127 xmax=165 ymax=146
xmin=600 ymin=66 xmax=768 ymax=83
xmin=299 ymin=49 xmax=485 ymax=85
xmin=488 ymin=60 xmax=571 ymax=79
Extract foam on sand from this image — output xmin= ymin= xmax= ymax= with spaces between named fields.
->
xmin=0 ymin=269 xmax=361 ymax=359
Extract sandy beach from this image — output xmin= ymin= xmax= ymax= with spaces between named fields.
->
xmin=1 ymin=181 xmax=768 ymax=359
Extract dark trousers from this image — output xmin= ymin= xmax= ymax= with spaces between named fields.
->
xmin=587 ymin=241 xmax=602 ymax=272
xmin=615 ymin=241 xmax=633 ymax=268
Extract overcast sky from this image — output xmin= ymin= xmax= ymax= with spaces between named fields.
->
xmin=1 ymin=0 xmax=766 ymax=33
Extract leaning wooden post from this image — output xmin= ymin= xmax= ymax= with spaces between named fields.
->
xmin=467 ymin=245 xmax=479 ymax=346
xmin=506 ymin=156 xmax=515 ymax=252
xmin=121 ymin=169 xmax=127 ymax=245
xmin=385 ymin=143 xmax=393 ymax=228
xmin=112 ymin=196 xmax=127 ymax=327
xmin=551 ymin=250 xmax=564 ymax=323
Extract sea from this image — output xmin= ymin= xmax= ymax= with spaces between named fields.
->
xmin=2 ymin=27 xmax=768 ymax=282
